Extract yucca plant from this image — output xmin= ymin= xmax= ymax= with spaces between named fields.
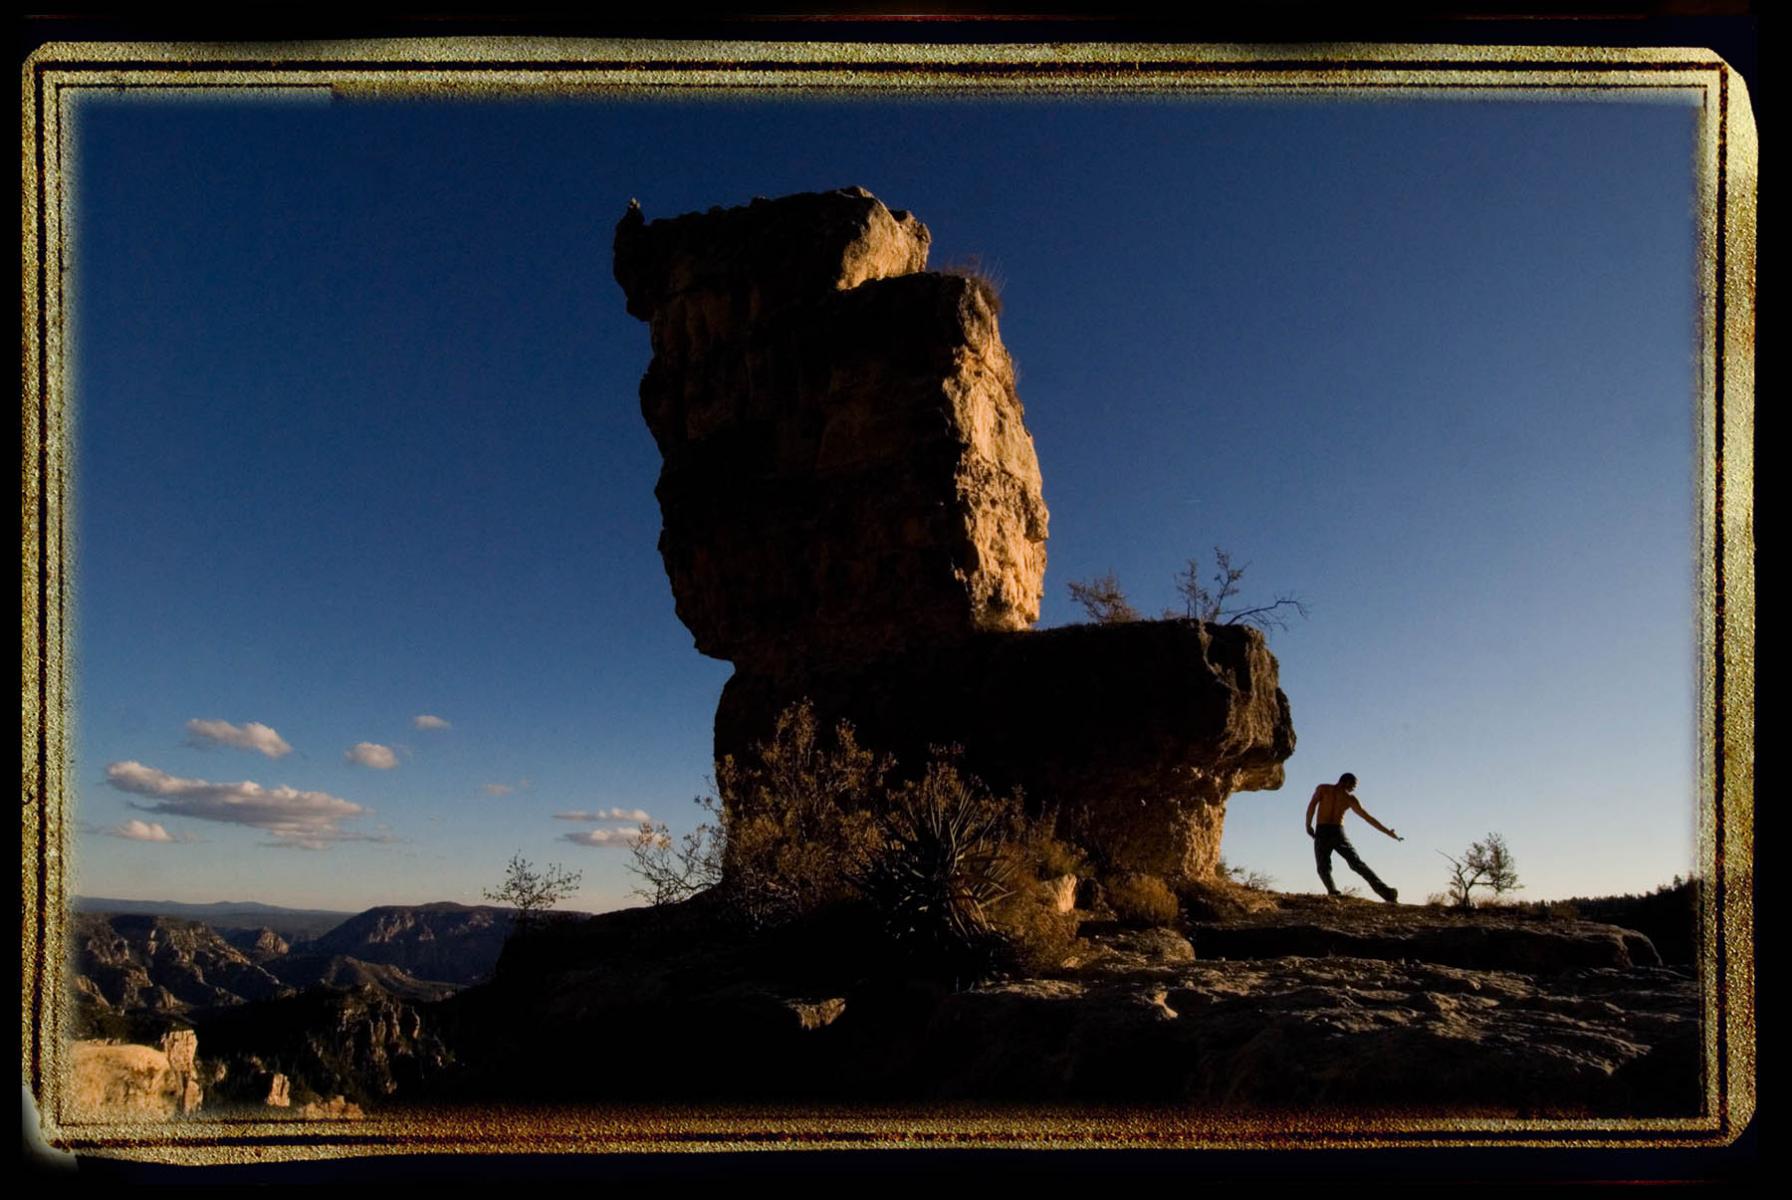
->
xmin=853 ymin=759 xmax=1022 ymax=977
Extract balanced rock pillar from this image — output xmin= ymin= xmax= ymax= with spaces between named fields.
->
xmin=613 ymin=187 xmax=1294 ymax=885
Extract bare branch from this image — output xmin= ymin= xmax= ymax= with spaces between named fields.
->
xmin=1222 ymin=596 xmax=1312 ymax=632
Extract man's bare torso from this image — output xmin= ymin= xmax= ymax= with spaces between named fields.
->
xmin=1311 ymin=783 xmax=1356 ymax=826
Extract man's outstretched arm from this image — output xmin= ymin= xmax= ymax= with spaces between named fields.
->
xmin=1351 ymin=798 xmax=1403 ymax=840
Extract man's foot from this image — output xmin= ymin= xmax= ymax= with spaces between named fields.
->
xmin=1381 ymin=888 xmax=1399 ymax=905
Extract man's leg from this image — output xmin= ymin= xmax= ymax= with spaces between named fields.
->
xmin=1334 ymin=830 xmax=1398 ymax=903
xmin=1314 ymin=828 xmax=1340 ymax=896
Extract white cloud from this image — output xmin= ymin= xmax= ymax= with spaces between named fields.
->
xmin=185 ymin=719 xmax=292 ymax=759
xmin=413 ymin=714 xmax=451 ymax=731
xmin=105 ymin=760 xmax=370 ymax=850
xmin=555 ymin=807 xmax=653 ymax=823
xmin=560 ymin=827 xmax=654 ymax=848
xmin=102 ymin=819 xmax=187 ymax=843
xmin=483 ymin=783 xmax=515 ymax=797
xmin=345 ymin=742 xmax=398 ymax=770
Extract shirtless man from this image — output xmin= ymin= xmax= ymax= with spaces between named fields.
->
xmin=1305 ymin=772 xmax=1403 ymax=903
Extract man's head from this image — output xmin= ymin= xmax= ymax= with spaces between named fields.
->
xmin=1338 ymin=772 xmax=1357 ymax=790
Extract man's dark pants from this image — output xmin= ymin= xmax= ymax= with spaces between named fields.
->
xmin=1313 ymin=824 xmax=1396 ymax=900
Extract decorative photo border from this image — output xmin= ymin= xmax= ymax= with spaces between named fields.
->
xmin=21 ymin=37 xmax=1756 ymax=1164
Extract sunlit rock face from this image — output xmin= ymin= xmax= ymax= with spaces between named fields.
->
xmin=614 ymin=188 xmax=1293 ymax=883
xmin=614 ymin=186 xmax=1047 ymax=673
xmin=66 ymin=1028 xmax=203 ymax=1120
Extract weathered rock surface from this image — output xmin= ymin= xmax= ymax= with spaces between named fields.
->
xmin=265 ymin=1072 xmax=291 ymax=1107
xmin=67 ymin=1041 xmax=193 ymax=1121
xmin=158 ymin=1028 xmax=203 ymax=1112
xmin=1188 ymin=894 xmax=1663 ymax=972
xmin=293 ymin=1094 xmax=366 ymax=1120
xmin=64 ymin=1028 xmax=204 ymax=1121
xmin=614 ymin=186 xmax=1047 ymax=674
xmin=914 ymin=949 xmax=1696 ymax=1113
xmin=420 ymin=893 xmax=1698 ymax=1117
xmin=718 ymin=618 xmax=1295 ymax=881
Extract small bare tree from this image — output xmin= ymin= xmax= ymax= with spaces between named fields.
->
xmin=628 ymin=795 xmax=725 ymax=907
xmin=1067 ymin=571 xmax=1141 ymax=624
xmin=1438 ymin=833 xmax=1522 ymax=909
xmin=1217 ymin=858 xmax=1276 ymax=892
xmin=484 ymin=852 xmax=582 ymax=931
xmin=1173 ymin=547 xmax=1309 ymax=632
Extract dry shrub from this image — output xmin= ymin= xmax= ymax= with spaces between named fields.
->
xmin=1028 ymin=830 xmax=1090 ymax=882
xmin=713 ymin=700 xmax=889 ymax=930
xmin=980 ymin=811 xmax=1087 ymax=974
xmin=988 ymin=884 xmax=1081 ymax=975
xmin=1216 ymin=857 xmax=1276 ymax=892
xmin=1104 ymin=872 xmax=1180 ymax=927
xmin=633 ymin=700 xmax=1105 ymax=982
xmin=992 ymin=806 xmax=1088 ymax=883
xmin=937 ymin=256 xmax=1005 ymax=316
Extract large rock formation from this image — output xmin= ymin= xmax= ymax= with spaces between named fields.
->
xmin=615 ymin=186 xmax=1047 ymax=671
xmin=716 ymin=619 xmax=1293 ymax=881
xmin=614 ymin=187 xmax=1295 ymax=882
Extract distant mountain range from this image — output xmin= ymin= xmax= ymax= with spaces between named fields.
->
xmin=72 ymin=897 xmax=356 ymax=943
xmin=69 ymin=898 xmax=593 ymax=1020
xmin=66 ymin=900 xmax=564 ymax=1109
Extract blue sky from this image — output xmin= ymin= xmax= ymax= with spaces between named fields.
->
xmin=67 ymin=92 xmax=1701 ymax=911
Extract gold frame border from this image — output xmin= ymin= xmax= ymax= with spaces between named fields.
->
xmin=21 ymin=36 xmax=1757 ymax=1162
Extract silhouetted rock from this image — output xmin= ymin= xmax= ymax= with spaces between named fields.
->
xmin=718 ymin=618 xmax=1295 ymax=882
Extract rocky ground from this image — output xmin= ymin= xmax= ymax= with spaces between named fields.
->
xmin=425 ymin=888 xmax=1700 ymax=1117
xmin=63 ymin=887 xmax=1698 ymax=1119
